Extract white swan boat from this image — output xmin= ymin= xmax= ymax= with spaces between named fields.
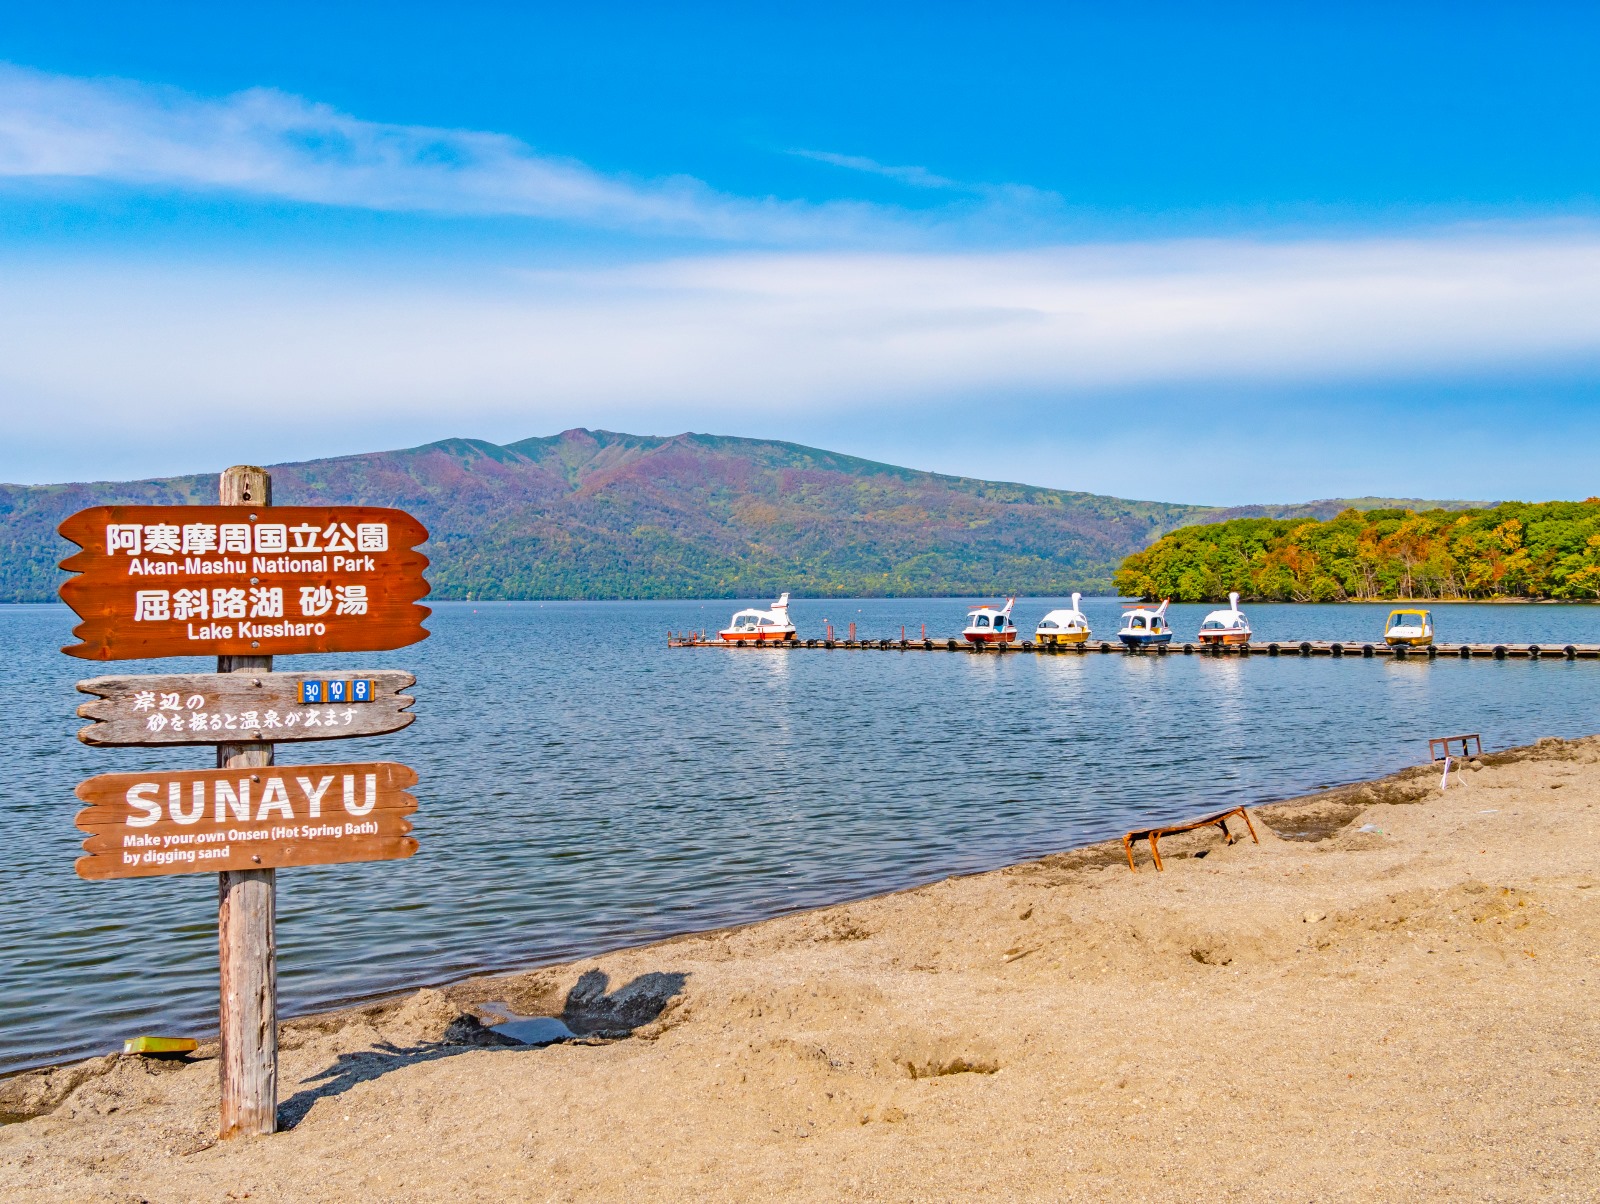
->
xmin=1035 ymin=593 xmax=1092 ymax=645
xmin=1197 ymin=592 xmax=1252 ymax=646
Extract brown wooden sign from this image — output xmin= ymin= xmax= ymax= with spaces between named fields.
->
xmin=74 ymin=761 xmax=419 ymax=880
xmin=75 ymin=670 xmax=417 ymax=746
xmin=58 ymin=505 xmax=430 ymax=661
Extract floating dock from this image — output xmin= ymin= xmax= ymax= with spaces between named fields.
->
xmin=668 ymin=635 xmax=1600 ymax=660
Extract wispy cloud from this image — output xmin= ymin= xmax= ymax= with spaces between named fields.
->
xmin=0 ymin=64 xmax=904 ymax=242
xmin=4 ymin=225 xmax=1600 ymax=496
xmin=789 ymin=148 xmax=961 ymax=190
xmin=4 ymin=226 xmax=1600 ymax=426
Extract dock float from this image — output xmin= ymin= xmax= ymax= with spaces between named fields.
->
xmin=667 ymin=635 xmax=1600 ymax=660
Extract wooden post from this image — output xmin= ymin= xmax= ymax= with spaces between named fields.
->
xmin=216 ymin=465 xmax=277 ymax=1139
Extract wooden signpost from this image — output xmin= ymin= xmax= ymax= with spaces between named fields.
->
xmin=74 ymin=762 xmax=419 ymax=879
xmin=58 ymin=465 xmax=431 ymax=1141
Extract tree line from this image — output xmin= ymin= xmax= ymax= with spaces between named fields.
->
xmin=1114 ymin=501 xmax=1600 ymax=602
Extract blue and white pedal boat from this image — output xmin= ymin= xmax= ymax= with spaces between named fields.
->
xmin=1116 ymin=599 xmax=1173 ymax=648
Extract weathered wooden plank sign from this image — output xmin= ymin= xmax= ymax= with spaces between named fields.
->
xmin=58 ymin=505 xmax=431 ymax=660
xmin=74 ymin=762 xmax=419 ymax=879
xmin=75 ymin=670 xmax=417 ymax=746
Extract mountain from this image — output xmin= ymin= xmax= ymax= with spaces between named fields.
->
xmin=1212 ymin=496 xmax=1492 ymax=522
xmin=0 ymin=429 xmax=1487 ymax=602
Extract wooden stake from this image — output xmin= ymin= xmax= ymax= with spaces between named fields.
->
xmin=216 ymin=465 xmax=277 ymax=1139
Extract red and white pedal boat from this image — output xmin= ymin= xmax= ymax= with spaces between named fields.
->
xmin=719 ymin=592 xmax=797 ymax=643
xmin=962 ymin=598 xmax=1018 ymax=644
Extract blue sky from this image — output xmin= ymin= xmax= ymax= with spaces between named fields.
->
xmin=2 ymin=3 xmax=1598 ymax=503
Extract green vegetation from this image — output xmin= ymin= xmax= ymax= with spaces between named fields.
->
xmin=1115 ymin=501 xmax=1600 ymax=602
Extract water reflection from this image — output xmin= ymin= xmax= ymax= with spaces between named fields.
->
xmin=4 ymin=598 xmax=1600 ymax=1073
xmin=1198 ymin=654 xmax=1249 ymax=744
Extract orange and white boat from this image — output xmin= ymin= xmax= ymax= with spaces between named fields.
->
xmin=1197 ymin=592 xmax=1252 ymax=646
xmin=962 ymin=598 xmax=1018 ymax=644
xmin=719 ymin=593 xmax=797 ymax=643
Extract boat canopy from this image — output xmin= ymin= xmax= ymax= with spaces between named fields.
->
xmin=1387 ymin=609 xmax=1432 ymax=628
xmin=1038 ymin=614 xmax=1086 ymax=630
xmin=966 ymin=598 xmax=1015 ymax=625
xmin=1201 ymin=593 xmax=1249 ymax=630
xmin=967 ymin=610 xmax=1013 ymax=627
xmin=1040 ymin=593 xmax=1089 ymax=628
xmin=1120 ymin=599 xmax=1169 ymax=625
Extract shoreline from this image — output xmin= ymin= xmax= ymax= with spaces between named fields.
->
xmin=0 ymin=744 xmax=1486 ymax=1089
xmin=5 ymin=733 xmax=1599 ymax=1199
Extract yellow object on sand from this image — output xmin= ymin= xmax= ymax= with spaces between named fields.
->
xmin=122 ymin=1036 xmax=197 ymax=1056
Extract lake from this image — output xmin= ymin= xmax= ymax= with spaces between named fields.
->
xmin=4 ymin=596 xmax=1598 ymax=1074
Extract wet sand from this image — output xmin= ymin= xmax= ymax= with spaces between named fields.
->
xmin=3 ymin=736 xmax=1598 ymax=1201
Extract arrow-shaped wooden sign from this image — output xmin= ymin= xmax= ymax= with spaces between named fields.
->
xmin=75 ymin=670 xmax=417 ymax=746
xmin=58 ymin=505 xmax=430 ymax=660
xmin=74 ymin=761 xmax=419 ymax=880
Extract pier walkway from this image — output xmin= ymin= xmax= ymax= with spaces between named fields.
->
xmin=668 ymin=635 xmax=1600 ymax=660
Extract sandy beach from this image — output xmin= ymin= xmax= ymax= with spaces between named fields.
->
xmin=3 ymin=736 xmax=1598 ymax=1202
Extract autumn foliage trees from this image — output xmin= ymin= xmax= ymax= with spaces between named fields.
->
xmin=1114 ymin=501 xmax=1600 ymax=602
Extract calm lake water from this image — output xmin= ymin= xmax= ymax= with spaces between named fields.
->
xmin=4 ymin=596 xmax=1599 ymax=1074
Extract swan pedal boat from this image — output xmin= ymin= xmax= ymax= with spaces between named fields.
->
xmin=719 ymin=593 xmax=797 ymax=643
xmin=1117 ymin=599 xmax=1173 ymax=648
xmin=1197 ymin=592 xmax=1252 ymax=646
xmin=963 ymin=598 xmax=1019 ymax=644
xmin=1035 ymin=593 xmax=1091 ymax=645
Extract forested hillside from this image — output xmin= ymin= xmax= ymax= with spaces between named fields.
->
xmin=2 ymin=430 xmax=1212 ymax=601
xmin=0 ymin=428 xmax=1485 ymax=602
xmin=1115 ymin=502 xmax=1600 ymax=602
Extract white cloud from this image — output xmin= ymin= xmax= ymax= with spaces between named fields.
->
xmin=788 ymin=149 xmax=961 ymax=190
xmin=0 ymin=64 xmax=901 ymax=241
xmin=2 ymin=228 xmax=1598 ymax=433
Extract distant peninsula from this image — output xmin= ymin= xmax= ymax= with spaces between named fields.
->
xmin=0 ymin=429 xmax=1487 ymax=602
xmin=1115 ymin=503 xmax=1600 ymax=603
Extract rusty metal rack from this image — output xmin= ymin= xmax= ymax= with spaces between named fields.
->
xmin=1122 ymin=806 xmax=1259 ymax=873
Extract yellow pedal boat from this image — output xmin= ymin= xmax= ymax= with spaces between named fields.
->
xmin=1384 ymin=608 xmax=1434 ymax=647
xmin=1035 ymin=592 xmax=1091 ymax=645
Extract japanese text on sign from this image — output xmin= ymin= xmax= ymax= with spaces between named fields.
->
xmin=106 ymin=521 xmax=389 ymax=559
xmin=75 ymin=670 xmax=416 ymax=747
xmin=58 ymin=506 xmax=430 ymax=660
